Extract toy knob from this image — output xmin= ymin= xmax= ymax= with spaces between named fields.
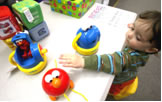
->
xmin=52 ymin=78 xmax=61 ymax=88
xmin=41 ymin=49 xmax=48 ymax=54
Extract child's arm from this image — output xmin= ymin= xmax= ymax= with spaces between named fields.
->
xmin=59 ymin=48 xmax=149 ymax=75
xmin=59 ymin=52 xmax=125 ymax=74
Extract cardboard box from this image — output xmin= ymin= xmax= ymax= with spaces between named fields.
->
xmin=12 ymin=0 xmax=44 ymax=29
xmin=49 ymin=0 xmax=95 ymax=18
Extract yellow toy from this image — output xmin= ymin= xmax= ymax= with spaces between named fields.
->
xmin=3 ymin=37 xmax=16 ymax=50
xmin=72 ymin=33 xmax=100 ymax=55
xmin=113 ymin=77 xmax=138 ymax=100
xmin=8 ymin=32 xmax=47 ymax=75
xmin=72 ymin=25 xmax=100 ymax=56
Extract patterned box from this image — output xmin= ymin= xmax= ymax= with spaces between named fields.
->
xmin=12 ymin=0 xmax=44 ymax=29
xmin=49 ymin=0 xmax=95 ymax=18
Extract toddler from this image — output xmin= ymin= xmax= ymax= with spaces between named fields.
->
xmin=59 ymin=10 xmax=161 ymax=100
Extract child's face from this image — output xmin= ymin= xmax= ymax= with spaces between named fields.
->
xmin=125 ymin=18 xmax=156 ymax=53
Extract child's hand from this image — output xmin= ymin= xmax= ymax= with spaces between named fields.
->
xmin=59 ymin=54 xmax=84 ymax=68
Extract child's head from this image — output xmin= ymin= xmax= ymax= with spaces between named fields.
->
xmin=126 ymin=10 xmax=161 ymax=53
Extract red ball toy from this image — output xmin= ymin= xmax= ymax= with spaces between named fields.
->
xmin=42 ymin=68 xmax=74 ymax=101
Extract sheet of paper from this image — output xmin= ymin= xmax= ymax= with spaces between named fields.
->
xmin=80 ymin=3 xmax=137 ymax=54
xmin=84 ymin=3 xmax=137 ymax=28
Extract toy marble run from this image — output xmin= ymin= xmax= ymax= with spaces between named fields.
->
xmin=72 ymin=25 xmax=100 ymax=56
xmin=42 ymin=60 xmax=88 ymax=101
xmin=0 ymin=6 xmax=21 ymax=50
xmin=8 ymin=32 xmax=47 ymax=75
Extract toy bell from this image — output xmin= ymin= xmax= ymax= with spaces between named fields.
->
xmin=72 ymin=25 xmax=100 ymax=55
xmin=8 ymin=32 xmax=47 ymax=75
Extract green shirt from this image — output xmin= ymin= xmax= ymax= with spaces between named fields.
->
xmin=83 ymin=46 xmax=149 ymax=84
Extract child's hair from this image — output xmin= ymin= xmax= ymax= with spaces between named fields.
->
xmin=137 ymin=10 xmax=161 ymax=51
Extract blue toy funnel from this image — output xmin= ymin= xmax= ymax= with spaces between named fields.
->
xmin=76 ymin=25 xmax=100 ymax=49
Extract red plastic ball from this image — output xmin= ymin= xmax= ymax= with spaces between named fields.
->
xmin=42 ymin=68 xmax=70 ymax=96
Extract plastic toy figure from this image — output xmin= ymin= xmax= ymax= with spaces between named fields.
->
xmin=42 ymin=61 xmax=88 ymax=101
xmin=15 ymin=38 xmax=32 ymax=59
xmin=8 ymin=32 xmax=47 ymax=75
xmin=42 ymin=68 xmax=74 ymax=101
xmin=72 ymin=25 xmax=100 ymax=55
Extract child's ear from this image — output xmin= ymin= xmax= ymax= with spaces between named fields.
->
xmin=145 ymin=48 xmax=159 ymax=53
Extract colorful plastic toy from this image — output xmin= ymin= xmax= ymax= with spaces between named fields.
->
xmin=42 ymin=60 xmax=88 ymax=101
xmin=8 ymin=32 xmax=47 ymax=75
xmin=72 ymin=25 xmax=100 ymax=55
xmin=113 ymin=77 xmax=138 ymax=100
xmin=29 ymin=21 xmax=49 ymax=42
xmin=3 ymin=37 xmax=16 ymax=50
xmin=12 ymin=0 xmax=49 ymax=42
xmin=0 ymin=6 xmax=21 ymax=50
xmin=42 ymin=68 xmax=74 ymax=101
xmin=0 ymin=6 xmax=21 ymax=40
xmin=12 ymin=0 xmax=44 ymax=30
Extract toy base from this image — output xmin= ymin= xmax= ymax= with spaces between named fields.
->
xmin=74 ymin=42 xmax=100 ymax=56
xmin=17 ymin=55 xmax=47 ymax=75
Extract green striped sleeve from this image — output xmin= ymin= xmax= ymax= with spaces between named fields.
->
xmin=83 ymin=52 xmax=127 ymax=74
xmin=82 ymin=48 xmax=149 ymax=74
xmin=83 ymin=55 xmax=98 ymax=70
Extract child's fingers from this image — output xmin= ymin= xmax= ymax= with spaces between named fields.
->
xmin=59 ymin=59 xmax=72 ymax=64
xmin=59 ymin=54 xmax=66 ymax=59
xmin=59 ymin=60 xmax=72 ymax=67
xmin=62 ymin=64 xmax=73 ymax=67
xmin=59 ymin=54 xmax=72 ymax=59
xmin=59 ymin=60 xmax=65 ymax=64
